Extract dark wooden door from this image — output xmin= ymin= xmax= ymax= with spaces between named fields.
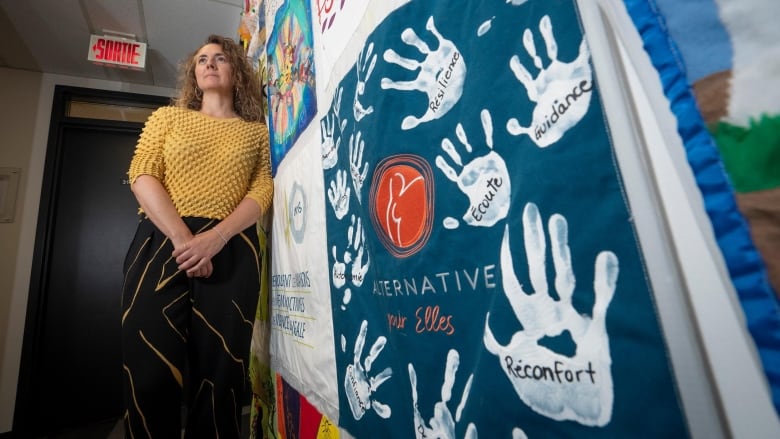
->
xmin=16 ymin=87 xmax=167 ymax=437
xmin=37 ymin=126 xmax=139 ymax=429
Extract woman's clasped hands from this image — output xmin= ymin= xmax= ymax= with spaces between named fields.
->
xmin=172 ymin=228 xmax=226 ymax=278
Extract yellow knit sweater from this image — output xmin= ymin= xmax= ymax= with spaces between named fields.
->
xmin=128 ymin=106 xmax=273 ymax=219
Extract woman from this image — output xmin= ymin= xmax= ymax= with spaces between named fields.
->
xmin=122 ymin=34 xmax=272 ymax=438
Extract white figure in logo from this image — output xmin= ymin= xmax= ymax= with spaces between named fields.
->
xmin=381 ymin=16 xmax=466 ymax=130
xmin=409 ymin=349 xmax=477 ymax=439
xmin=344 ymin=320 xmax=392 ymax=420
xmin=506 ymin=15 xmax=593 ymax=147
xmin=485 ymin=202 xmax=618 ymax=426
xmin=436 ymin=109 xmax=510 ymax=229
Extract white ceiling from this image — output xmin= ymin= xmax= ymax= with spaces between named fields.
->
xmin=0 ymin=0 xmax=245 ymax=89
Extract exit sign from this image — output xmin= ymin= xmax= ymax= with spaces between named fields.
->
xmin=87 ymin=34 xmax=146 ymax=70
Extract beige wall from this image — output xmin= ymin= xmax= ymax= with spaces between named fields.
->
xmin=0 ymin=67 xmax=42 ymax=433
xmin=0 ymin=67 xmax=173 ymax=433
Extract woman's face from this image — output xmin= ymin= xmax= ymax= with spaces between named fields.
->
xmin=194 ymin=43 xmax=234 ymax=95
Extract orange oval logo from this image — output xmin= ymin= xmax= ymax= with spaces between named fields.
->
xmin=369 ymin=155 xmax=434 ymax=258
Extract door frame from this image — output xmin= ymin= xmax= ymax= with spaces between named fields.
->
xmin=14 ymin=85 xmax=169 ymax=436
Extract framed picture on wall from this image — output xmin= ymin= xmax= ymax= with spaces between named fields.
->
xmin=0 ymin=167 xmax=20 ymax=223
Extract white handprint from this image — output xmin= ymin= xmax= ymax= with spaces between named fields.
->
xmin=321 ymin=87 xmax=347 ymax=170
xmin=409 ymin=349 xmax=477 ymax=439
xmin=340 ymin=287 xmax=352 ymax=311
xmin=349 ymin=131 xmax=369 ymax=203
xmin=348 ymin=215 xmax=370 ymax=288
xmin=331 ymin=215 xmax=369 ymax=290
xmin=506 ymin=15 xmax=593 ymax=147
xmin=512 ymin=428 xmax=528 ymax=439
xmin=344 ymin=320 xmax=392 ymax=420
xmin=381 ymin=16 xmax=466 ymax=130
xmin=328 ymin=169 xmax=351 ymax=219
xmin=333 ymin=84 xmax=344 ymax=119
xmin=436 ymin=109 xmax=510 ymax=229
xmin=354 ymin=42 xmax=377 ymax=122
xmin=484 ymin=202 xmax=618 ymax=426
xmin=331 ymin=244 xmax=349 ymax=289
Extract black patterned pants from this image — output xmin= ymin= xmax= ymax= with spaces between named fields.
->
xmin=121 ymin=216 xmax=261 ymax=438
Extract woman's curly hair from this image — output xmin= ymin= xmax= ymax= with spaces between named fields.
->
xmin=173 ymin=34 xmax=265 ymax=122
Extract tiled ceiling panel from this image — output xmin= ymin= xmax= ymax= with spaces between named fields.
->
xmin=0 ymin=0 xmax=243 ymax=88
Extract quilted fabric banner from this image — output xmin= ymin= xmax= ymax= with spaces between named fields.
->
xmin=264 ymin=0 xmax=690 ymax=437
